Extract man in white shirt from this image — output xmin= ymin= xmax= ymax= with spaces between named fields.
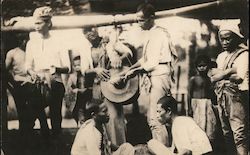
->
xmin=25 ymin=6 xmax=71 ymax=137
xmin=210 ymin=23 xmax=249 ymax=155
xmin=71 ymin=102 xmax=135 ymax=155
xmin=120 ymin=3 xmax=178 ymax=146
xmin=5 ymin=33 xmax=50 ymax=150
xmin=148 ymin=96 xmax=212 ymax=155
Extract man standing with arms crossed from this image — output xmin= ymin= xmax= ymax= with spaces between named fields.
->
xmin=25 ymin=6 xmax=71 ymax=138
xmin=210 ymin=23 xmax=249 ymax=155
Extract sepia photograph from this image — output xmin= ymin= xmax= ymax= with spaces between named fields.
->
xmin=1 ymin=0 xmax=249 ymax=155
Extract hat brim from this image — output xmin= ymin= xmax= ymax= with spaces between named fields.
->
xmin=100 ymin=68 xmax=139 ymax=104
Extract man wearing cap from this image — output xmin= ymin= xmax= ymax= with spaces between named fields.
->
xmin=25 ymin=6 xmax=71 ymax=137
xmin=120 ymin=3 xmax=178 ymax=146
xmin=210 ymin=23 xmax=249 ymax=155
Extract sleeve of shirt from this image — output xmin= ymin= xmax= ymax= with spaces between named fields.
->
xmin=141 ymin=32 xmax=162 ymax=72
xmin=233 ymin=52 xmax=249 ymax=79
xmin=147 ymin=139 xmax=173 ymax=155
xmin=80 ymin=43 xmax=93 ymax=75
xmin=59 ymin=48 xmax=71 ymax=73
xmin=25 ymin=40 xmax=34 ymax=72
xmin=119 ymin=29 xmax=143 ymax=49
xmin=106 ymin=41 xmax=120 ymax=61
xmin=86 ymin=127 xmax=102 ymax=155
xmin=216 ymin=52 xmax=224 ymax=69
xmin=189 ymin=119 xmax=213 ymax=154
xmin=172 ymin=123 xmax=192 ymax=152
xmin=114 ymin=41 xmax=133 ymax=57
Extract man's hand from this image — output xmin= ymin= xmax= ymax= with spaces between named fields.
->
xmin=124 ymin=69 xmax=135 ymax=80
xmin=29 ymin=71 xmax=38 ymax=81
xmin=95 ymin=68 xmax=110 ymax=81
xmin=110 ymin=56 xmax=122 ymax=69
xmin=229 ymin=74 xmax=243 ymax=84
xmin=179 ymin=149 xmax=192 ymax=155
xmin=72 ymin=88 xmax=79 ymax=93
xmin=50 ymin=65 xmax=56 ymax=75
xmin=4 ymin=16 xmax=24 ymax=26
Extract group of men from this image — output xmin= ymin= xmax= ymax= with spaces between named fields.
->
xmin=5 ymin=2 xmax=249 ymax=155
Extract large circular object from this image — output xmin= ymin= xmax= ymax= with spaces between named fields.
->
xmin=100 ymin=67 xmax=139 ymax=104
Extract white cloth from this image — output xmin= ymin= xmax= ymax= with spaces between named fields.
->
xmin=191 ymin=99 xmax=217 ymax=141
xmin=71 ymin=119 xmax=135 ymax=155
xmin=25 ymin=32 xmax=71 ymax=82
xmin=26 ymin=32 xmax=71 ymax=72
xmin=138 ymin=26 xmax=175 ymax=75
xmin=219 ymin=23 xmax=244 ymax=38
xmin=77 ymin=38 xmax=94 ymax=75
xmin=172 ymin=116 xmax=212 ymax=155
xmin=71 ymin=119 xmax=102 ymax=155
xmin=216 ymin=46 xmax=249 ymax=90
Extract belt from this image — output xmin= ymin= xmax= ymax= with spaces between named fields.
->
xmin=159 ymin=62 xmax=168 ymax=65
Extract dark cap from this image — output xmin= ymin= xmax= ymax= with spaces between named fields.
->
xmin=137 ymin=3 xmax=155 ymax=19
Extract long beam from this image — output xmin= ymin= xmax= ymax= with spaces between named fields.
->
xmin=2 ymin=1 xmax=221 ymax=31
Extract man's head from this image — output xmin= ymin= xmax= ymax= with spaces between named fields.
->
xmin=156 ymin=96 xmax=178 ymax=125
xmin=86 ymin=102 xmax=110 ymax=124
xmin=73 ymin=56 xmax=81 ymax=72
xmin=83 ymin=27 xmax=102 ymax=47
xmin=219 ymin=23 xmax=244 ymax=52
xmin=195 ymin=54 xmax=211 ymax=74
xmin=136 ymin=3 xmax=155 ymax=30
xmin=33 ymin=6 xmax=53 ymax=34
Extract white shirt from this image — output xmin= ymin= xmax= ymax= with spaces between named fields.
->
xmin=216 ymin=46 xmax=249 ymax=91
xmin=79 ymin=39 xmax=94 ymax=75
xmin=25 ymin=32 xmax=71 ymax=82
xmin=71 ymin=119 xmax=102 ymax=155
xmin=172 ymin=116 xmax=212 ymax=155
xmin=138 ymin=26 xmax=177 ymax=76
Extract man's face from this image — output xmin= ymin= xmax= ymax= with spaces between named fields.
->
xmin=96 ymin=103 xmax=110 ymax=124
xmin=137 ymin=11 xmax=153 ymax=30
xmin=85 ymin=30 xmax=99 ymax=44
xmin=138 ymin=18 xmax=153 ymax=30
xmin=219 ymin=31 xmax=236 ymax=51
xmin=156 ymin=104 xmax=171 ymax=125
xmin=34 ymin=18 xmax=49 ymax=33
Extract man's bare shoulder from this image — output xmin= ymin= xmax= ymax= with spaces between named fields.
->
xmin=6 ymin=48 xmax=24 ymax=57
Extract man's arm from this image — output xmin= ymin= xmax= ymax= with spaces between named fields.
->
xmin=106 ymin=41 xmax=133 ymax=69
xmin=210 ymin=68 xmax=237 ymax=83
xmin=84 ymin=67 xmax=110 ymax=81
xmin=25 ymin=41 xmax=37 ymax=80
xmin=5 ymin=51 xmax=13 ymax=71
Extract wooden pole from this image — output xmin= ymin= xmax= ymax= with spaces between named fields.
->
xmin=1 ymin=1 xmax=220 ymax=31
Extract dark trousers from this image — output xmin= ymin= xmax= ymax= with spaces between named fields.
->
xmin=10 ymin=84 xmax=34 ymax=133
xmin=72 ymin=89 xmax=92 ymax=124
xmin=49 ymin=81 xmax=65 ymax=135
xmin=9 ymin=82 xmax=49 ymax=135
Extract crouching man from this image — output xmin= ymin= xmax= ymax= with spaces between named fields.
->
xmin=148 ymin=96 xmax=213 ymax=155
xmin=71 ymin=102 xmax=134 ymax=155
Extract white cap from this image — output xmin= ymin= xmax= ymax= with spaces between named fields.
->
xmin=219 ymin=23 xmax=244 ymax=38
xmin=33 ymin=6 xmax=53 ymax=20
